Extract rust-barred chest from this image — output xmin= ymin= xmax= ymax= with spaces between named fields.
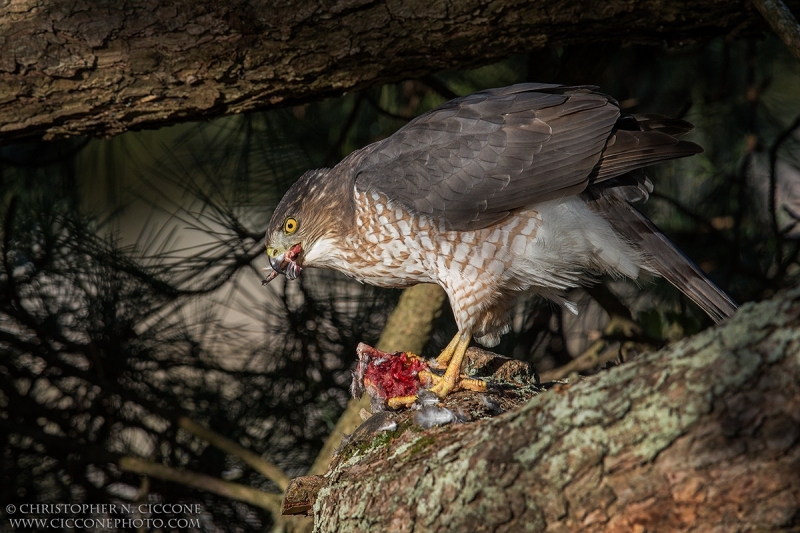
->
xmin=325 ymin=189 xmax=542 ymax=292
xmin=334 ymin=189 xmax=445 ymax=287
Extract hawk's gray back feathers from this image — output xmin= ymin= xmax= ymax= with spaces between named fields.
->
xmin=354 ymin=83 xmax=701 ymax=231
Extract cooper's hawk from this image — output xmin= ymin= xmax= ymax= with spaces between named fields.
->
xmin=263 ymin=83 xmax=737 ymax=399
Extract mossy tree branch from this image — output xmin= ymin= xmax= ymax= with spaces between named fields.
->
xmin=312 ymin=287 xmax=800 ymax=532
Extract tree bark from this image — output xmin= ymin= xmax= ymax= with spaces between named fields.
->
xmin=311 ymin=287 xmax=800 ymax=532
xmin=0 ymin=0 xmax=793 ymax=143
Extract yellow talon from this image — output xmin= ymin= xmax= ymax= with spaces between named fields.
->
xmin=387 ymin=395 xmax=420 ymax=409
xmin=429 ymin=334 xmax=471 ymax=398
xmin=458 ymin=377 xmax=487 ymax=392
xmin=421 ymin=369 xmax=487 ymax=394
xmin=418 ymin=370 xmax=440 ymax=388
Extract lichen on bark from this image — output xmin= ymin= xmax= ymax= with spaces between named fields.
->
xmin=312 ymin=288 xmax=800 ymax=532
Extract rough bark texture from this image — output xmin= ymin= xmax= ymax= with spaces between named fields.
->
xmin=1 ymin=0 xmax=794 ymax=143
xmin=312 ymin=287 xmax=800 ymax=532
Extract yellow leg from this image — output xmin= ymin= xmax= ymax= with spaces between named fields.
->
xmin=433 ymin=333 xmax=463 ymax=369
xmin=429 ymin=334 xmax=471 ymax=398
xmin=421 ymin=371 xmax=487 ymax=393
xmin=387 ymin=395 xmax=420 ymax=409
xmin=458 ymin=377 xmax=487 ymax=392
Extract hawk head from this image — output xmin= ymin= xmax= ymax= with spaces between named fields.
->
xmin=263 ymin=168 xmax=350 ymax=284
xmin=264 ymin=210 xmax=304 ymax=282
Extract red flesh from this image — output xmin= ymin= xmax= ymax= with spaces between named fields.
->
xmin=364 ymin=351 xmax=428 ymax=399
xmin=286 ymin=243 xmax=302 ymax=262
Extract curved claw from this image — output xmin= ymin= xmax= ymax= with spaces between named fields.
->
xmin=387 ymin=395 xmax=419 ymax=409
xmin=422 ymin=370 xmax=487 ymax=394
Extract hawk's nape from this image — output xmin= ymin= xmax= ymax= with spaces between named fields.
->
xmin=263 ymin=83 xmax=737 ymax=401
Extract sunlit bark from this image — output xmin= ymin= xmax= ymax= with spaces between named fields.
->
xmin=312 ymin=288 xmax=800 ymax=532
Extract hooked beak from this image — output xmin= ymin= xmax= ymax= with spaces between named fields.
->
xmin=262 ymin=243 xmax=304 ymax=285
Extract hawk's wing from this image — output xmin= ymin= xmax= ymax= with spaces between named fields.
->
xmin=353 ymin=84 xmax=619 ymax=230
xmin=353 ymin=83 xmax=700 ymax=230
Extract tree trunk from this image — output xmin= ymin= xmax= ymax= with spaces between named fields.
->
xmin=0 ymin=0 xmax=791 ymax=143
xmin=311 ymin=287 xmax=800 ymax=532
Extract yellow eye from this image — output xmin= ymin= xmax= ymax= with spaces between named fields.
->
xmin=283 ymin=217 xmax=298 ymax=235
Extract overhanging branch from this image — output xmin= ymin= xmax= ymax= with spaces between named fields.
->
xmin=0 ymin=0 xmax=795 ymax=143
